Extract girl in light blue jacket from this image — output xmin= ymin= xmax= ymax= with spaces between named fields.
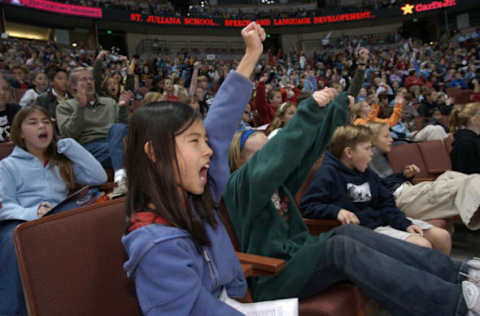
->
xmin=0 ymin=105 xmax=107 ymax=316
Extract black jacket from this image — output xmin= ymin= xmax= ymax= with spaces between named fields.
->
xmin=300 ymin=152 xmax=412 ymax=231
xmin=0 ymin=103 xmax=21 ymax=142
xmin=35 ymin=89 xmax=70 ymax=119
xmin=451 ymin=129 xmax=480 ymax=174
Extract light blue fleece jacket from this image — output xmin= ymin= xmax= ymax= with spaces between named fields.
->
xmin=121 ymin=71 xmax=251 ymax=316
xmin=0 ymin=138 xmax=107 ymax=221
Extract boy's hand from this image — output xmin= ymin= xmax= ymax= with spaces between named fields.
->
xmin=313 ymin=87 xmax=338 ymax=108
xmin=403 ymin=164 xmax=420 ymax=178
xmin=407 ymin=225 xmax=424 ymax=236
xmin=337 ymin=209 xmax=360 ymax=225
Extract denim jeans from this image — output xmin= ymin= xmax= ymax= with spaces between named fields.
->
xmin=299 ymin=224 xmax=468 ymax=316
xmin=83 ymin=123 xmax=128 ymax=172
xmin=0 ymin=220 xmax=27 ymax=316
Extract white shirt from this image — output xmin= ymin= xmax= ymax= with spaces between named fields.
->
xmin=19 ymin=89 xmax=42 ymax=107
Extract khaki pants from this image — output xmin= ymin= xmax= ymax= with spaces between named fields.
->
xmin=395 ymin=171 xmax=480 ymax=230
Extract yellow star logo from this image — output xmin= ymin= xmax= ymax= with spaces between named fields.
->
xmin=401 ymin=4 xmax=415 ymax=15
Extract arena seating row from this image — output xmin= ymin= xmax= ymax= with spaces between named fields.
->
xmin=387 ymin=139 xmax=452 ymax=184
xmin=387 ymin=138 xmax=458 ymax=233
xmin=1 ymin=135 xmax=458 ymax=316
xmin=14 ymin=198 xmax=375 ymax=316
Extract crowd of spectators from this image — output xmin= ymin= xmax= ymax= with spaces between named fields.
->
xmin=1 ymin=28 xmax=479 ymax=134
xmin=1 ymin=15 xmax=480 ymax=316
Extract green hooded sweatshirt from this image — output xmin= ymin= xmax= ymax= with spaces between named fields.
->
xmin=224 ymin=93 xmax=350 ymax=301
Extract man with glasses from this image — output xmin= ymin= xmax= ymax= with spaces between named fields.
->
xmin=56 ymin=67 xmax=132 ymax=198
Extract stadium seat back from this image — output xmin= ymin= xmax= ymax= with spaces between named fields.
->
xmin=417 ymin=140 xmax=451 ymax=174
xmin=13 ymin=198 xmax=142 ymax=316
xmin=387 ymin=143 xmax=432 ymax=182
xmin=0 ymin=142 xmax=15 ymax=160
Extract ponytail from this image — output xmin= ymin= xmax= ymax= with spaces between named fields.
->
xmin=449 ymin=106 xmax=463 ymax=134
xmin=449 ymin=103 xmax=480 ymax=133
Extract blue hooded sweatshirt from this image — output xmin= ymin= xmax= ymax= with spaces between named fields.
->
xmin=121 ymin=71 xmax=251 ymax=316
xmin=300 ymin=151 xmax=412 ymax=231
xmin=0 ymin=138 xmax=107 ymax=221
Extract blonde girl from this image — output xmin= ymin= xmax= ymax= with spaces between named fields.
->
xmin=449 ymin=102 xmax=480 ymax=174
xmin=265 ymin=101 xmax=297 ymax=138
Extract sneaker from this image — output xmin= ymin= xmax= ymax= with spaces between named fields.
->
xmin=468 ymin=258 xmax=480 ymax=271
xmin=463 ymin=281 xmax=480 ymax=314
xmin=468 ymin=258 xmax=480 ymax=284
xmin=108 ymin=178 xmax=127 ymax=199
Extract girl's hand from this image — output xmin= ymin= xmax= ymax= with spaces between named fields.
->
xmin=241 ymin=22 xmax=265 ymax=58
xmin=407 ymin=225 xmax=424 ymax=236
xmin=313 ymin=87 xmax=338 ymax=108
xmin=337 ymin=209 xmax=360 ymax=225
xmin=37 ymin=201 xmax=53 ymax=218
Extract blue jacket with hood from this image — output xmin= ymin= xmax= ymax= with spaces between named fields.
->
xmin=0 ymin=138 xmax=107 ymax=221
xmin=300 ymin=151 xmax=412 ymax=231
xmin=121 ymin=72 xmax=251 ymax=316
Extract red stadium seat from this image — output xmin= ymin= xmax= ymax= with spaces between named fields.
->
xmin=0 ymin=142 xmax=15 ymax=160
xmin=417 ymin=140 xmax=451 ymax=174
xmin=387 ymin=142 xmax=435 ymax=183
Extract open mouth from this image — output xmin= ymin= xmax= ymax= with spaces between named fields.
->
xmin=199 ymin=163 xmax=210 ymax=185
xmin=38 ymin=132 xmax=49 ymax=141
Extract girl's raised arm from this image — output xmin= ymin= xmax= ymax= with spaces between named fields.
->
xmin=57 ymin=138 xmax=107 ymax=186
xmin=204 ymin=22 xmax=265 ymax=202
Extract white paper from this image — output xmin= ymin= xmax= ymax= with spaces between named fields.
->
xmin=220 ymin=289 xmax=298 ymax=316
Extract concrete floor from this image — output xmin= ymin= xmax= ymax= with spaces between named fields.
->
xmin=451 ymin=222 xmax=480 ymax=261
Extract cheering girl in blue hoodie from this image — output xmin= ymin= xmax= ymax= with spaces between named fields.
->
xmin=0 ymin=105 xmax=107 ymax=316
xmin=121 ymin=22 xmax=265 ymax=316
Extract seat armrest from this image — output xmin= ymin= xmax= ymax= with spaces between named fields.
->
xmin=304 ymin=218 xmax=341 ymax=235
xmin=241 ymin=264 xmax=254 ymax=277
xmin=412 ymin=177 xmax=436 ymax=184
xmin=428 ymin=168 xmax=447 ymax=175
xmin=236 ymin=252 xmax=285 ymax=275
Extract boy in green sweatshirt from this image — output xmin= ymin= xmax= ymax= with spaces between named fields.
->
xmin=224 ymin=88 xmax=480 ymax=316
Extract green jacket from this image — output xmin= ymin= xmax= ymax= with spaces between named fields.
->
xmin=56 ymin=96 xmax=128 ymax=144
xmin=224 ymin=93 xmax=350 ymax=301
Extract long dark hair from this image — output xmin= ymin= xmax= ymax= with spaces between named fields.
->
xmin=125 ymin=101 xmax=217 ymax=246
xmin=10 ymin=106 xmax=76 ymax=190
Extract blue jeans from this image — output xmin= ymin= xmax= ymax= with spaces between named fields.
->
xmin=299 ymin=224 xmax=468 ymax=316
xmin=83 ymin=123 xmax=127 ymax=172
xmin=0 ymin=220 xmax=27 ymax=316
